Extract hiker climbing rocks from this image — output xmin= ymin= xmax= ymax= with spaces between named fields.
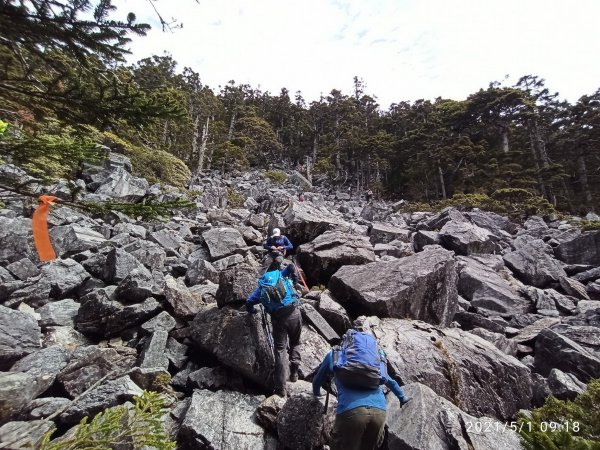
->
xmin=261 ymin=227 xmax=293 ymax=274
xmin=312 ymin=329 xmax=411 ymax=450
xmin=246 ymin=264 xmax=303 ymax=397
xmin=298 ymin=191 xmax=305 ymax=202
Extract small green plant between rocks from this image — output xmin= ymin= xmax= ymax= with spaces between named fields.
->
xmin=227 ymin=187 xmax=245 ymax=208
xmin=264 ymin=170 xmax=288 ymax=184
xmin=38 ymin=390 xmax=176 ymax=450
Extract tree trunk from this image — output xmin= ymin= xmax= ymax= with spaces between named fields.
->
xmin=501 ymin=128 xmax=509 ymax=153
xmin=576 ymin=149 xmax=593 ymax=206
xmin=227 ymin=110 xmax=237 ymax=141
xmin=528 ymin=119 xmax=547 ymax=198
xmin=162 ymin=120 xmax=169 ymax=146
xmin=190 ymin=114 xmax=201 ymax=166
xmin=438 ymin=164 xmax=447 ymax=200
xmin=305 ymin=155 xmax=312 ymax=184
xmin=197 ymin=117 xmax=210 ymax=174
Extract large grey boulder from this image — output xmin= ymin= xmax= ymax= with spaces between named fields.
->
xmin=6 ymin=258 xmax=39 ymax=281
xmin=185 ymin=258 xmax=220 ymax=285
xmin=534 ymin=328 xmax=600 ymax=382
xmin=201 ymin=227 xmax=246 ymax=260
xmin=0 ymin=420 xmax=54 ymax=449
xmin=0 ymin=217 xmax=37 ymax=264
xmin=413 ymin=230 xmax=441 ymax=252
xmin=387 ymin=383 xmax=522 ymax=450
xmin=297 ymin=231 xmax=376 ymax=286
xmin=426 ymin=207 xmax=467 ymax=230
xmin=329 ymin=246 xmax=458 ymax=327
xmin=49 ymin=224 xmax=106 ymax=256
xmin=178 ymin=390 xmax=273 ymax=450
xmin=94 ymin=166 xmax=149 ymax=201
xmin=547 ymin=369 xmax=586 ymax=401
xmin=551 ymin=324 xmax=600 ymax=356
xmin=123 ymin=240 xmax=166 ymax=271
xmin=164 ymin=275 xmax=208 ymax=320
xmin=511 ymin=317 xmax=561 ymax=344
xmin=0 ymin=305 xmax=41 ymax=369
xmin=114 ymin=267 xmax=162 ymax=303
xmin=368 ymin=222 xmax=411 ymax=244
xmin=366 ymin=317 xmax=532 ymax=420
xmin=102 ymin=248 xmax=146 ymax=284
xmin=555 ymin=230 xmax=600 ymax=266
xmin=289 ymin=170 xmax=313 ymax=191
xmin=10 ymin=345 xmax=70 ymax=398
xmin=57 ymin=345 xmax=136 ymax=397
xmin=457 ymin=256 xmax=530 ymax=316
xmin=439 ymin=220 xmax=496 ymax=255
xmin=186 ymin=366 xmax=245 ymax=391
xmin=277 ymin=394 xmax=336 ymax=450
xmin=470 ymin=328 xmax=518 ymax=356
xmin=0 ymin=372 xmax=36 ymax=424
xmin=190 ymin=305 xmax=274 ymax=389
xmin=149 ymin=228 xmax=187 ymax=255
xmin=465 ymin=210 xmax=518 ymax=235
xmin=60 ymin=375 xmax=143 ymax=425
xmin=503 ymin=239 xmax=567 ymax=288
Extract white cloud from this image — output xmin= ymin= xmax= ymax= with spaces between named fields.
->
xmin=114 ymin=0 xmax=600 ymax=108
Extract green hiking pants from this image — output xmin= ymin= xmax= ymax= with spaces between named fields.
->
xmin=331 ymin=406 xmax=387 ymax=450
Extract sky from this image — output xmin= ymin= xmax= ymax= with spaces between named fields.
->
xmin=114 ymin=0 xmax=600 ymax=109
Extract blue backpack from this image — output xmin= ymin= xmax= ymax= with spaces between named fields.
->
xmin=333 ymin=330 xmax=388 ymax=389
xmin=258 ymin=270 xmax=295 ymax=312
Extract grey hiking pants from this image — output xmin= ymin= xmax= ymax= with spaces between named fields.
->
xmin=331 ymin=406 xmax=387 ymax=450
xmin=271 ymin=305 xmax=302 ymax=393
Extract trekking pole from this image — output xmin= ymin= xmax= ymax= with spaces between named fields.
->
xmin=291 ymin=254 xmax=310 ymax=291
xmin=260 ymin=305 xmax=275 ymax=360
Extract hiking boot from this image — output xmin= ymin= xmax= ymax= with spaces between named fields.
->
xmin=289 ymin=366 xmax=299 ymax=382
xmin=295 ymin=283 xmax=309 ymax=296
xmin=274 ymin=388 xmax=287 ymax=398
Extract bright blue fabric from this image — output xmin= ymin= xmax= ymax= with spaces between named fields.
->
xmin=336 ymin=330 xmax=387 ymax=385
xmin=312 ymin=351 xmax=408 ymax=414
xmin=246 ymin=266 xmax=298 ymax=314
xmin=263 ymin=235 xmax=293 ymax=251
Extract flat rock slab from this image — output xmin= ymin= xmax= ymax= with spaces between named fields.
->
xmin=201 ymin=227 xmax=246 ymax=260
xmin=179 ymin=390 xmax=273 ymax=450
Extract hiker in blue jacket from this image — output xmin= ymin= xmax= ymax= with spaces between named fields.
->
xmin=312 ymin=333 xmax=411 ymax=450
xmin=247 ymin=262 xmax=302 ymax=397
xmin=261 ymin=228 xmax=293 ymax=275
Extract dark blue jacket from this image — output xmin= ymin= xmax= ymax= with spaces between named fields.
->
xmin=246 ymin=265 xmax=298 ymax=314
xmin=263 ymin=235 xmax=293 ymax=252
xmin=312 ymin=351 xmax=408 ymax=414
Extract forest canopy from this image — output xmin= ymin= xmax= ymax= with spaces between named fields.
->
xmin=1 ymin=0 xmax=600 ymax=214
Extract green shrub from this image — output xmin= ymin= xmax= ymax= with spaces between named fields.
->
xmin=518 ymin=379 xmax=600 ymax=450
xmin=578 ymin=221 xmax=600 ymax=231
xmin=103 ymin=132 xmax=191 ymax=188
xmin=398 ymin=189 xmax=556 ymax=220
xmin=313 ymin=158 xmax=334 ymax=175
xmin=264 ymin=170 xmax=288 ymax=184
xmin=39 ymin=391 xmax=176 ymax=450
xmin=227 ymin=187 xmax=245 ymax=208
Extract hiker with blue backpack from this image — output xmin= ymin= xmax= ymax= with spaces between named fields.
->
xmin=246 ymin=262 xmax=303 ymax=397
xmin=312 ymin=329 xmax=411 ymax=450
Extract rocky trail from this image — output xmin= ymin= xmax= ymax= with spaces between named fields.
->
xmin=0 ymin=150 xmax=599 ymax=449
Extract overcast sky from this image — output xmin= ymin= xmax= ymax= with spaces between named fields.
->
xmin=114 ymin=0 xmax=600 ymax=109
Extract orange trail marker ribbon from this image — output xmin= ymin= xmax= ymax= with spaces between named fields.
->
xmin=32 ymin=195 xmax=57 ymax=261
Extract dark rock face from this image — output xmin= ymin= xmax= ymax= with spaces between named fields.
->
xmin=367 ymin=317 xmax=532 ymax=421
xmin=296 ymin=231 xmax=375 ymax=286
xmin=387 ymin=383 xmax=522 ymax=450
xmin=277 ymin=394 xmax=335 ymax=450
xmin=534 ymin=328 xmax=600 ymax=382
xmin=60 ymin=375 xmax=143 ymax=425
xmin=555 ymin=230 xmax=600 ymax=265
xmin=187 ymin=366 xmax=244 ymax=391
xmin=368 ymin=222 xmax=411 ymax=245
xmin=503 ymin=239 xmax=567 ymax=288
xmin=215 ymin=264 xmax=260 ymax=308
xmin=329 ymin=246 xmax=458 ymax=327
xmin=190 ymin=305 xmax=274 ymax=389
xmin=317 ymin=290 xmax=351 ymax=335
xmin=413 ymin=230 xmax=441 ymax=252
xmin=57 ymin=345 xmax=136 ymax=397
xmin=178 ymin=390 xmax=272 ymax=450
xmin=0 ymin=217 xmax=37 ymax=264
xmin=439 ymin=220 xmax=496 ymax=255
xmin=547 ymin=369 xmax=586 ymax=401
xmin=551 ymin=324 xmax=600 ymax=356
xmin=283 ymin=201 xmax=350 ymax=245
xmin=0 ymin=305 xmax=41 ymax=370
xmin=76 ymin=288 xmax=161 ymax=338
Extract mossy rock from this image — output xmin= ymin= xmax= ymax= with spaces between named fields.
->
xmin=264 ymin=170 xmax=288 ymax=184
